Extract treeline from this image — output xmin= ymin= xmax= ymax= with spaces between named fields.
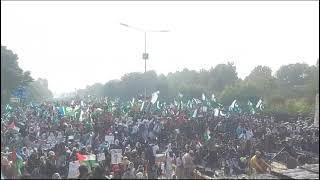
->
xmin=77 ymin=61 xmax=319 ymax=116
xmin=1 ymin=45 xmax=53 ymax=104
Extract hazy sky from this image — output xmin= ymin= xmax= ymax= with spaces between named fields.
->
xmin=2 ymin=1 xmax=319 ymax=96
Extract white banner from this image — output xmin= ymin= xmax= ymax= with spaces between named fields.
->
xmin=67 ymin=161 xmax=80 ymax=178
xmin=97 ymin=153 xmax=106 ymax=162
xmin=110 ymin=149 xmax=122 ymax=164
xmin=105 ymin=135 xmax=114 ymax=145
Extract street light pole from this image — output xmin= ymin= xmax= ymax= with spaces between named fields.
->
xmin=144 ymin=32 xmax=147 ymax=100
xmin=120 ymin=23 xmax=169 ymax=101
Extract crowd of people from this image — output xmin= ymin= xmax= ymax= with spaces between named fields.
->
xmin=1 ymin=97 xmax=319 ymax=179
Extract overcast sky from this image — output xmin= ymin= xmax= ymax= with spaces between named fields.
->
xmin=2 ymin=1 xmax=319 ymax=96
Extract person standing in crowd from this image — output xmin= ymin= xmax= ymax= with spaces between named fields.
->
xmin=182 ymin=150 xmax=195 ymax=178
xmin=249 ymin=151 xmax=271 ymax=174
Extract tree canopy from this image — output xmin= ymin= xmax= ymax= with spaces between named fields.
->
xmin=1 ymin=45 xmax=52 ymax=104
xmin=79 ymin=61 xmax=319 ymax=116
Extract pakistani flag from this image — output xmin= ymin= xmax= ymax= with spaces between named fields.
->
xmin=156 ymin=101 xmax=161 ymax=109
xmin=130 ymin=98 xmax=135 ymax=107
xmin=192 ymin=109 xmax=198 ymax=118
xmin=173 ymin=99 xmax=179 ymax=107
xmin=214 ymin=108 xmax=220 ymax=117
xmin=256 ymin=99 xmax=264 ymax=111
xmin=79 ymin=110 xmax=84 ymax=121
xmin=65 ymin=107 xmax=74 ymax=117
xmin=76 ymin=153 xmax=97 ymax=171
xmin=5 ymin=104 xmax=12 ymax=112
xmin=193 ymin=98 xmax=202 ymax=104
xmin=151 ymin=91 xmax=160 ymax=104
xmin=74 ymin=105 xmax=81 ymax=119
xmin=187 ymin=100 xmax=193 ymax=109
xmin=211 ymin=93 xmax=216 ymax=102
xmin=248 ymin=100 xmax=256 ymax=114
xmin=140 ymin=101 xmax=145 ymax=111
xmin=219 ymin=110 xmax=228 ymax=117
xmin=229 ymin=100 xmax=241 ymax=113
xmin=202 ymin=93 xmax=206 ymax=101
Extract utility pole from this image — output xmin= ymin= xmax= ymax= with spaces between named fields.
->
xmin=120 ymin=23 xmax=169 ymax=101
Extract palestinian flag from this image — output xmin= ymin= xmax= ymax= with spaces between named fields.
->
xmin=10 ymin=149 xmax=24 ymax=177
xmin=8 ymin=122 xmax=20 ymax=132
xmin=76 ymin=153 xmax=97 ymax=171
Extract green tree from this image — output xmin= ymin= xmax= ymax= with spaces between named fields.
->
xmin=1 ymin=45 xmax=33 ymax=104
xmin=25 ymin=78 xmax=53 ymax=102
xmin=208 ymin=62 xmax=238 ymax=95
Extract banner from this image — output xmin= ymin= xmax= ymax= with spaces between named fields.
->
xmin=111 ymin=149 xmax=122 ymax=164
xmin=67 ymin=161 xmax=80 ymax=178
xmin=97 ymin=153 xmax=106 ymax=162
xmin=105 ymin=135 xmax=115 ymax=145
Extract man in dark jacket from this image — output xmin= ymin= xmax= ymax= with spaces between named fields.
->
xmin=78 ymin=165 xmax=90 ymax=179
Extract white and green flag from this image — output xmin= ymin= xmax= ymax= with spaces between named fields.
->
xmin=192 ymin=109 xmax=198 ymax=118
xmin=248 ymin=100 xmax=256 ymax=114
xmin=202 ymin=93 xmax=206 ymax=101
xmin=151 ymin=91 xmax=160 ymax=104
xmin=256 ymin=99 xmax=264 ymax=111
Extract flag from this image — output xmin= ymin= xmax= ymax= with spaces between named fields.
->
xmin=65 ymin=107 xmax=74 ymax=116
xmin=256 ymin=99 xmax=264 ymax=111
xmin=11 ymin=150 xmax=24 ymax=177
xmin=8 ymin=122 xmax=20 ymax=132
xmin=219 ymin=110 xmax=227 ymax=117
xmin=229 ymin=100 xmax=241 ymax=113
xmin=248 ymin=100 xmax=256 ymax=114
xmin=140 ymin=101 xmax=145 ymax=111
xmin=156 ymin=101 xmax=161 ymax=109
xmin=174 ymin=99 xmax=178 ymax=107
xmin=131 ymin=98 xmax=135 ymax=107
xmin=151 ymin=91 xmax=160 ymax=104
xmin=202 ymin=93 xmax=206 ymax=101
xmin=192 ymin=109 xmax=198 ymax=118
xmin=76 ymin=153 xmax=97 ymax=171
xmin=193 ymin=98 xmax=202 ymax=104
xmin=211 ymin=93 xmax=216 ymax=102
xmin=5 ymin=104 xmax=12 ymax=112
xmin=58 ymin=106 xmax=66 ymax=117
xmin=214 ymin=108 xmax=220 ymax=117
xmin=202 ymin=106 xmax=207 ymax=112
xmin=204 ymin=128 xmax=211 ymax=142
